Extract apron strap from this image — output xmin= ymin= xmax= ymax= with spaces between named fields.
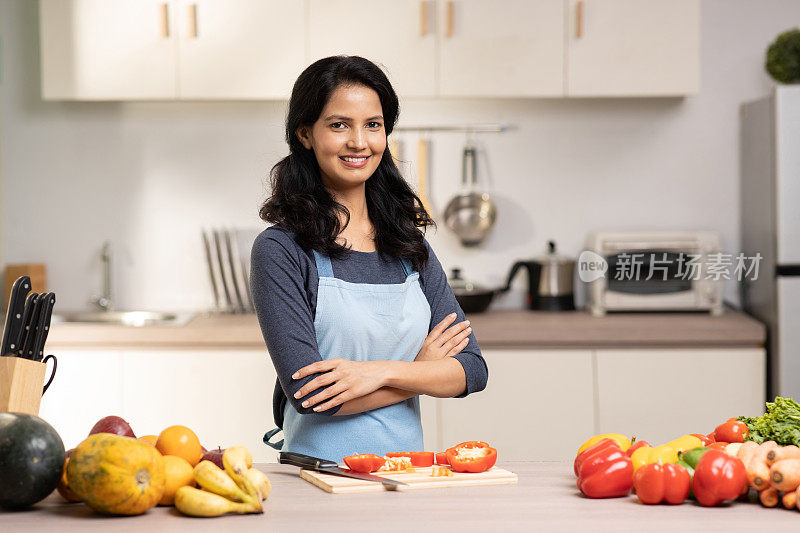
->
xmin=312 ymin=250 xmax=334 ymax=278
xmin=399 ymin=257 xmax=414 ymax=276
xmin=263 ymin=427 xmax=284 ymax=450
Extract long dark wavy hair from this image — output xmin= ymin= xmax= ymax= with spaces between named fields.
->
xmin=259 ymin=56 xmax=435 ymax=272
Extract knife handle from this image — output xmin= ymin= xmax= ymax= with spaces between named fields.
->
xmin=32 ymin=293 xmax=55 ymax=362
xmin=2 ymin=276 xmax=31 ymax=355
xmin=279 ymin=451 xmax=338 ymax=470
xmin=21 ymin=294 xmax=44 ymax=359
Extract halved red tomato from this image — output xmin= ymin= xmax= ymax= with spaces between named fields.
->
xmin=385 ymin=451 xmax=434 ymax=467
xmin=445 ymin=441 xmax=497 ymax=473
xmin=343 ymin=453 xmax=385 ymax=473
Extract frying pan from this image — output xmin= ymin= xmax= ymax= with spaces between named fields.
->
xmin=443 ymin=143 xmax=496 ymax=246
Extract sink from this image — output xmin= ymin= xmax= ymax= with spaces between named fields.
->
xmin=51 ymin=311 xmax=196 ymax=327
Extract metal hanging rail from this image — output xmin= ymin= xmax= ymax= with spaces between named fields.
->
xmin=393 ymin=124 xmax=513 ymax=134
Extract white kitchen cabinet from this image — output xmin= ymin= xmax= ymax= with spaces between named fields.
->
xmin=437 ymin=349 xmax=595 ymax=461
xmin=308 ymin=0 xmax=437 ymax=98
xmin=37 ymin=349 xmax=125 ymax=450
xmin=119 ymin=349 xmax=277 ymax=462
xmin=40 ymin=0 xmax=178 ymax=100
xmin=437 ymin=0 xmax=565 ymax=97
xmin=177 ymin=0 xmax=305 ymax=99
xmin=594 ymin=349 xmax=765 ymax=445
xmin=40 ymin=0 xmax=305 ymax=100
xmin=566 ymin=0 xmax=700 ymax=96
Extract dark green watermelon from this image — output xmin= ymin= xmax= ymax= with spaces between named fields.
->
xmin=0 ymin=413 xmax=65 ymax=508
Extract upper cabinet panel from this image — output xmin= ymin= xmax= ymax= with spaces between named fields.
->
xmin=177 ymin=0 xmax=305 ymax=99
xmin=40 ymin=0 xmax=178 ymax=100
xmin=437 ymin=0 xmax=565 ymax=97
xmin=566 ymin=0 xmax=700 ymax=97
xmin=308 ymin=0 xmax=437 ymax=98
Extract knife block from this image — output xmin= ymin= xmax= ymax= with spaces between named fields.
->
xmin=0 ymin=357 xmax=47 ymax=415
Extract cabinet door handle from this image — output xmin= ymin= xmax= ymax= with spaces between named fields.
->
xmin=159 ymin=3 xmax=169 ymax=38
xmin=575 ymin=0 xmax=583 ymax=39
xmin=188 ymin=3 xmax=198 ymax=38
xmin=446 ymin=1 xmax=454 ymax=38
xmin=420 ymin=1 xmax=429 ymax=37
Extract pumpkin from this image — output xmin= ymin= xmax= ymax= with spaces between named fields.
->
xmin=0 ymin=413 xmax=65 ymax=508
xmin=67 ymin=433 xmax=165 ymax=515
xmin=57 ymin=451 xmax=81 ymax=502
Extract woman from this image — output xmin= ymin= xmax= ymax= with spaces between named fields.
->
xmin=252 ymin=56 xmax=488 ymax=462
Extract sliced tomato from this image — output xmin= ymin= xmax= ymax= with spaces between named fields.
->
xmin=343 ymin=453 xmax=385 ymax=473
xmin=385 ymin=451 xmax=434 ymax=467
xmin=435 ymin=452 xmax=450 ymax=465
xmin=445 ymin=441 xmax=497 ymax=473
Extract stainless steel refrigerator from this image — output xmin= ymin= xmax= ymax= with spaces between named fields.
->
xmin=741 ymin=86 xmax=800 ymax=401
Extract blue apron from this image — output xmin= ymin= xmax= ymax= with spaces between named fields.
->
xmin=265 ymin=249 xmax=430 ymax=463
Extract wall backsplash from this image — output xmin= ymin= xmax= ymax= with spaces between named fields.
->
xmin=2 ymin=0 xmax=796 ymax=312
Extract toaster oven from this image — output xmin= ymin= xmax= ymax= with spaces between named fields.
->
xmin=583 ymin=231 xmax=724 ymax=316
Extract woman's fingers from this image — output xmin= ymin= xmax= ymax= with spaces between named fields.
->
xmin=303 ymin=380 xmax=347 ymax=409
xmin=427 ymin=313 xmax=457 ymax=341
xmin=445 ymin=331 xmax=471 ymax=357
xmin=313 ymin=389 xmax=354 ymax=412
xmin=293 ymin=357 xmax=342 ymax=380
xmin=294 ymin=371 xmax=338 ymax=400
xmin=434 ymin=320 xmax=470 ymax=348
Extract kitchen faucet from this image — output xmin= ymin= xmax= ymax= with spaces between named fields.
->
xmin=90 ymin=241 xmax=113 ymax=312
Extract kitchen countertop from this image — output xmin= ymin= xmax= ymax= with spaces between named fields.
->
xmin=45 ymin=309 xmax=765 ymax=350
xmin=5 ymin=462 xmax=795 ymax=532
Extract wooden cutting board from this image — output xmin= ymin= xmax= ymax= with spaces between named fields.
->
xmin=301 ymin=466 xmax=518 ymax=493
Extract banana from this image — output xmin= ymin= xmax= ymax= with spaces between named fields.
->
xmin=244 ymin=468 xmax=272 ymax=500
xmin=193 ymin=460 xmax=256 ymax=505
xmin=174 ymin=486 xmax=261 ymax=517
xmin=223 ymin=447 xmax=262 ymax=508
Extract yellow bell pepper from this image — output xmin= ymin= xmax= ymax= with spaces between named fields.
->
xmin=630 ymin=445 xmax=679 ymax=472
xmin=577 ymin=433 xmax=632 ymax=455
xmin=663 ymin=435 xmax=703 ymax=453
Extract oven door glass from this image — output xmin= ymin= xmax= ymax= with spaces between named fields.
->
xmin=606 ymin=251 xmax=693 ymax=294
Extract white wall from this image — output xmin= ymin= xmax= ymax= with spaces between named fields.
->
xmin=1 ymin=0 xmax=796 ymax=312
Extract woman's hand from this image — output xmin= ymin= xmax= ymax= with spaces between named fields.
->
xmin=415 ymin=313 xmax=472 ymax=362
xmin=291 ymin=359 xmax=391 ymax=412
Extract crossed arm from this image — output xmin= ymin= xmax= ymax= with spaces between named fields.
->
xmin=291 ymin=314 xmax=471 ymax=416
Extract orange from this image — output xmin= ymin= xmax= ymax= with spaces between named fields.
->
xmin=159 ymin=455 xmax=194 ymax=506
xmin=139 ymin=435 xmax=158 ymax=447
xmin=156 ymin=426 xmax=203 ymax=467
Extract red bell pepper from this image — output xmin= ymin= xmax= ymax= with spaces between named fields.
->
xmin=691 ymin=433 xmax=713 ymax=447
xmin=574 ymin=438 xmax=618 ymax=475
xmin=385 ymin=451 xmax=434 ymax=467
xmin=633 ymin=462 xmax=691 ymax=505
xmin=692 ymin=449 xmax=747 ymax=506
xmin=435 ymin=452 xmax=449 ymax=465
xmin=577 ymin=445 xmax=634 ymax=498
xmin=343 ymin=453 xmax=385 ymax=473
xmin=446 ymin=441 xmax=497 ymax=473
xmin=626 ymin=440 xmax=651 ymax=457
xmin=706 ymin=432 xmax=716 ymax=444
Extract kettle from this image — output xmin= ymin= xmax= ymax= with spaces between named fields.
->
xmin=501 ymin=241 xmax=575 ymax=311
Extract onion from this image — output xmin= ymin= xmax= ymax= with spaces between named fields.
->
xmin=88 ymin=416 xmax=135 ymax=438
xmin=201 ymin=447 xmax=225 ymax=469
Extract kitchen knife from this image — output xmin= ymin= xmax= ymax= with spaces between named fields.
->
xmin=1 ymin=276 xmax=31 ymax=356
xmin=16 ymin=292 xmax=39 ymax=357
xmin=223 ymin=228 xmax=246 ymax=313
xmin=202 ymin=229 xmax=221 ymax=311
xmin=31 ymin=292 xmax=55 ymax=362
xmin=213 ymin=229 xmax=235 ymax=313
xmin=279 ymin=451 xmax=407 ymax=489
xmin=20 ymin=293 xmax=44 ymax=359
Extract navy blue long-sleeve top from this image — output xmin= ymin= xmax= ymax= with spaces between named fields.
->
xmin=250 ymin=225 xmax=488 ymax=428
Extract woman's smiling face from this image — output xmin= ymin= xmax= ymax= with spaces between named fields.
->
xmin=297 ymin=83 xmax=386 ymax=191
